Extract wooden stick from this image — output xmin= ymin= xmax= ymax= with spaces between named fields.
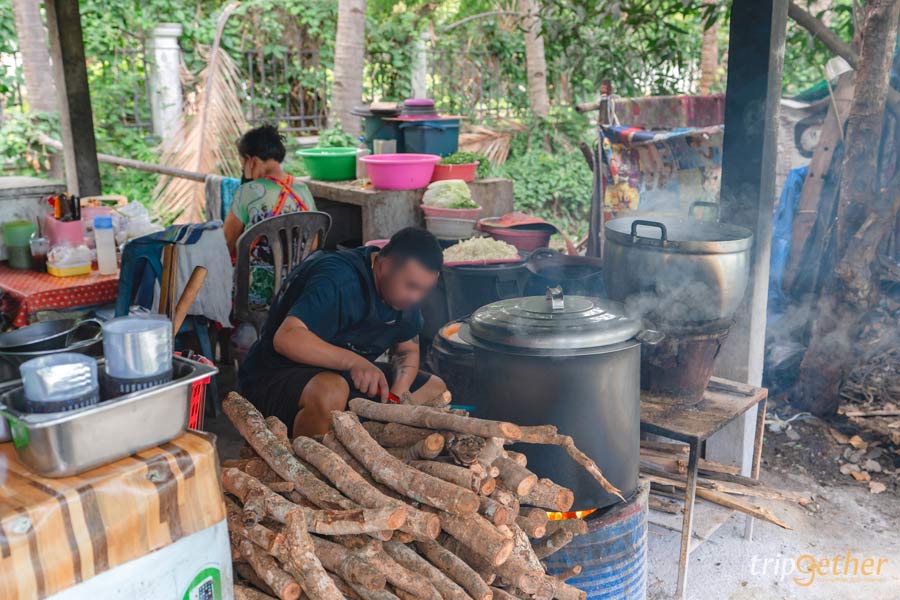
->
xmin=544 ymin=519 xmax=589 ymax=537
xmin=505 ymin=450 xmax=528 ymax=467
xmin=265 ymin=416 xmax=290 ymax=443
xmin=401 ymin=433 xmax=446 ymax=460
xmin=490 ymin=586 xmax=519 ymax=600
xmin=520 ymin=478 xmax=574 ymax=512
xmin=311 ymin=535 xmax=386 ymax=591
xmin=363 ymin=422 xmax=435 ymax=447
xmin=237 ymin=538 xmax=301 ymax=600
xmin=441 ymin=534 xmax=541 ymax=595
xmin=490 ymin=486 xmax=521 ymax=525
xmin=410 ymin=460 xmax=482 ymax=492
xmin=383 ymin=541 xmax=471 ymax=600
xmin=234 ymin=563 xmax=278 ymax=598
xmin=516 ymin=507 xmax=549 ymax=539
xmin=332 ymin=411 xmax=480 ymax=515
xmin=554 ymin=565 xmax=583 ymax=581
xmin=415 ymin=539 xmax=493 ymax=600
xmin=438 ymin=510 xmax=515 ymax=566
xmin=350 ymin=398 xmax=523 ymax=440
xmin=364 ymin=549 xmax=442 ymax=600
xmin=533 ymin=528 xmax=575 ymax=559
xmin=284 ymin=509 xmax=345 ymax=600
xmin=223 ymin=468 xmax=406 ymax=534
xmin=234 ymin=584 xmax=277 ymax=600
xmin=494 ymin=456 xmax=538 ymax=496
xmin=224 ymin=393 xmax=353 ymax=510
xmin=293 ymin=436 xmax=440 ymax=540
xmin=479 ymin=495 xmax=511 ymax=526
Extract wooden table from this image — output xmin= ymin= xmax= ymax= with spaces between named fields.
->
xmin=303 ymin=177 xmax=515 ymax=247
xmin=0 ymin=263 xmax=119 ymax=327
xmin=640 ymin=377 xmax=768 ymax=599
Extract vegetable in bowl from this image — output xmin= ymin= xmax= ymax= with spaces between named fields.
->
xmin=439 ymin=151 xmax=491 ymax=177
xmin=422 ymin=180 xmax=479 ymax=209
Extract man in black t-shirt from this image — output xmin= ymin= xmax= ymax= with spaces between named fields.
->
xmin=239 ymin=228 xmax=447 ymax=436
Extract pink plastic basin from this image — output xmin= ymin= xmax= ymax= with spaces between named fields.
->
xmin=431 ymin=162 xmax=478 ymax=182
xmin=420 ymin=204 xmax=483 ymax=220
xmin=482 ymin=226 xmax=552 ymax=252
xmin=360 ymin=153 xmax=441 ymax=190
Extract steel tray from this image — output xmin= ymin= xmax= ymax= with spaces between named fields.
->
xmin=0 ymin=356 xmax=217 ymax=477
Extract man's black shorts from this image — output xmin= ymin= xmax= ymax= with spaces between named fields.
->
xmin=242 ymin=362 xmax=432 ymax=428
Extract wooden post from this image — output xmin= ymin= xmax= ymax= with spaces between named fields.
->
xmin=707 ymin=0 xmax=787 ymax=472
xmin=44 ymin=0 xmax=101 ymax=196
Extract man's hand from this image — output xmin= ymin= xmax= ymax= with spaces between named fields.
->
xmin=349 ymin=357 xmax=389 ymax=402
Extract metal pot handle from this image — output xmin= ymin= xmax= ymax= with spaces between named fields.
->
xmin=687 ymin=200 xmax=720 ymax=220
xmin=636 ymin=329 xmax=665 ymax=345
xmin=629 ymin=220 xmax=668 ymax=246
xmin=64 ymin=318 xmax=103 ymax=348
xmin=545 ymin=286 xmax=565 ymax=311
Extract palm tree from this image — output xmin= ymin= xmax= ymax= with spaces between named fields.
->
xmin=698 ymin=0 xmax=719 ymax=94
xmin=10 ymin=0 xmax=56 ymax=113
xmin=519 ymin=0 xmax=550 ymax=118
xmin=331 ymin=0 xmax=367 ymax=138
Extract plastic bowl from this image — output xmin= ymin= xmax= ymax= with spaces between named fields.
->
xmin=360 ymin=153 xmax=441 ymax=190
xmin=431 ymin=162 xmax=478 ymax=182
xmin=296 ymin=147 xmax=359 ymax=181
xmin=482 ymin=226 xmax=553 ymax=252
xmin=425 ymin=216 xmax=477 ymax=240
xmin=421 ymin=204 xmax=483 ymax=220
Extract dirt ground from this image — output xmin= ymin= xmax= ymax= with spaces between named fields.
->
xmin=207 ymin=368 xmax=900 ymax=599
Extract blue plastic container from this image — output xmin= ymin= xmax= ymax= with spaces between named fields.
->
xmin=400 ymin=119 xmax=460 ymax=157
xmin=362 ymin=116 xmax=404 ymax=154
xmin=544 ymin=481 xmax=649 ymax=599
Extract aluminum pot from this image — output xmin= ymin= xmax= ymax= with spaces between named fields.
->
xmin=603 ymin=216 xmax=753 ymax=324
xmin=460 ymin=288 xmax=661 ymax=510
xmin=0 ymin=318 xmax=102 ymax=352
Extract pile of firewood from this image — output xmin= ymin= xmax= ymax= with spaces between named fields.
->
xmin=222 ymin=391 xmax=618 ymax=600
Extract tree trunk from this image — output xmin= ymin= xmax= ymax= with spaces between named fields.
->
xmin=11 ymin=0 xmax=57 ymax=113
xmin=698 ymin=0 xmax=719 ymax=94
xmin=331 ymin=0 xmax=366 ymax=137
xmin=794 ymin=0 xmax=900 ymax=416
xmin=519 ymin=0 xmax=550 ymax=118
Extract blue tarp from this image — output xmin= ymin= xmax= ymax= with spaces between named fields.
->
xmin=768 ymin=166 xmax=808 ymax=323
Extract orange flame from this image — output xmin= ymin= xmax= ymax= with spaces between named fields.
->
xmin=546 ymin=509 xmax=596 ymax=521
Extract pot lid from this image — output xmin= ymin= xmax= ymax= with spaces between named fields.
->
xmin=467 ymin=287 xmax=642 ymax=352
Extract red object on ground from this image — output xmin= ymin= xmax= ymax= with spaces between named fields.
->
xmin=377 ymin=386 xmax=401 ymax=404
xmin=0 ymin=263 xmax=119 ymax=328
xmin=478 ymin=212 xmax=578 ymax=255
xmin=430 ymin=162 xmax=478 ymax=182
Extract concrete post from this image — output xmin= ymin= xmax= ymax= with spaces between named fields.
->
xmin=146 ymin=23 xmax=184 ymax=140
xmin=411 ymin=31 xmax=429 ymax=99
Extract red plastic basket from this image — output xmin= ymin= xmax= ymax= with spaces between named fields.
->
xmin=174 ymin=352 xmax=213 ymax=430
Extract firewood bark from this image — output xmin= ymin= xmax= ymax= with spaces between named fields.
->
xmin=332 ymin=411 xmax=480 ymax=515
xmin=363 ymin=548 xmax=442 ymax=600
xmin=312 ymin=535 xmax=387 ymax=591
xmin=495 ymin=456 xmax=538 ymax=496
xmin=544 ymin=518 xmax=588 ymax=537
xmin=383 ymin=541 xmax=471 ymax=600
xmin=516 ymin=508 xmax=549 ymax=538
xmin=234 ymin=584 xmax=277 ymax=600
xmin=225 ymin=497 xmax=285 ymax=555
xmin=284 ymin=509 xmax=345 ymax=600
xmin=554 ymin=565 xmax=583 ymax=581
xmin=490 ymin=586 xmax=519 ymax=600
xmin=518 ymin=426 xmax=623 ymax=501
xmin=402 ymin=434 xmax=446 ymax=460
xmin=223 ymin=467 xmax=406 ymax=534
xmin=479 ymin=495 xmax=511 ymax=526
xmin=234 ymin=563 xmax=277 ymax=597
xmin=438 ymin=510 xmax=515 ymax=566
xmin=242 ymin=489 xmax=268 ymax=527
xmin=521 ymin=478 xmax=575 ymax=512
xmin=446 ymin=432 xmax=488 ymax=465
xmin=266 ymin=416 xmax=290 ymax=443
xmin=410 ymin=460 xmax=482 ymax=492
xmin=441 ymin=535 xmax=541 ymax=595
xmin=293 ymin=436 xmax=440 ymax=540
xmin=533 ymin=528 xmax=574 ymax=559
xmin=350 ymin=397 xmax=523 ymax=440
xmin=491 ymin=486 xmax=521 ymax=525
xmin=505 ymin=450 xmax=528 ymax=467
xmin=480 ymin=477 xmax=497 ymax=496
xmin=363 ymin=422 xmax=434 ymax=447
xmin=415 ymin=539 xmax=493 ymax=600
xmin=224 ymin=393 xmax=353 ymax=510
xmin=237 ymin=538 xmax=301 ymax=600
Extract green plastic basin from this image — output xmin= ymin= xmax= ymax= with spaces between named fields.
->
xmin=297 ymin=147 xmax=359 ymax=181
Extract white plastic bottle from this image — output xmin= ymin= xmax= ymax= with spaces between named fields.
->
xmin=93 ymin=216 xmax=118 ymax=274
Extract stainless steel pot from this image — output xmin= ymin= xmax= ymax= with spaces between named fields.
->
xmin=461 ymin=288 xmax=659 ymax=509
xmin=0 ymin=318 xmax=102 ymax=352
xmin=603 ymin=216 xmax=753 ymax=324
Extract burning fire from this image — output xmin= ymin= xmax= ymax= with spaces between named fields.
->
xmin=546 ymin=509 xmax=596 ymax=521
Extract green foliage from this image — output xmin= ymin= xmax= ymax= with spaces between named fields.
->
xmin=317 ymin=122 xmax=357 ymax=147
xmin=0 ymin=110 xmax=59 ymax=174
xmin=782 ymin=1 xmax=855 ymax=96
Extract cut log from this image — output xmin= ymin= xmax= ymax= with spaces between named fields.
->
xmin=234 ymin=584 xmax=277 ymax=600
xmin=410 ymin=460 xmax=482 ymax=492
xmin=649 ymin=496 xmax=682 ymax=514
xmin=521 ymin=478 xmax=574 ymax=512
xmin=415 ymin=539 xmax=493 ymax=600
xmin=516 ymin=508 xmax=549 ymax=539
xmin=265 ymin=481 xmax=295 ymax=494
xmin=242 ymin=489 xmax=268 ymax=527
xmin=446 ymin=432 xmax=488 ymax=465
xmin=490 ymin=586 xmax=519 ymax=600
xmin=438 ymin=510 xmax=516 ymax=566
xmin=265 ymin=416 xmax=290 ymax=443
xmin=441 ymin=534 xmax=541 ymax=595
xmin=293 ymin=436 xmax=440 ymax=540
xmin=495 ymin=456 xmax=538 ymax=496
xmin=225 ymin=497 xmax=285 ymax=556
xmin=533 ymin=528 xmax=575 ymax=559
xmin=553 ymin=565 xmax=583 ymax=581
xmin=350 ymin=398 xmax=523 ymax=440
xmin=479 ymin=495 xmax=511 ymax=526
xmin=312 ymin=535 xmax=387 ymax=591
xmin=480 ymin=477 xmax=497 ymax=496
xmin=224 ymin=393 xmax=353 ymax=510
xmin=332 ymin=411 xmax=480 ymax=515
xmin=237 ymin=538 xmax=301 ymax=600
xmin=234 ymin=563 xmax=277 ymax=597
xmin=364 ymin=548 xmax=441 ymax=600
xmin=364 ymin=422 xmax=434 ymax=447
xmin=223 ymin=468 xmax=405 ymax=534
xmin=491 ymin=486 xmax=521 ymax=525
xmin=407 ymin=434 xmax=446 ymax=460
xmin=505 ymin=450 xmax=527 ymax=467
xmin=544 ymin=519 xmax=588 ymax=537
xmin=383 ymin=540 xmax=471 ymax=600
xmin=420 ymin=389 xmax=453 ymax=407
xmin=284 ymin=509 xmax=345 ymax=600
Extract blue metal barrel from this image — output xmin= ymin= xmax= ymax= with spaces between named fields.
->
xmin=544 ymin=481 xmax=649 ymax=599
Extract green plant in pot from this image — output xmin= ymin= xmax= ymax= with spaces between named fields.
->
xmin=431 ymin=151 xmax=489 ymax=183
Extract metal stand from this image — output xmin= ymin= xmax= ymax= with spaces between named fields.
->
xmin=640 ymin=377 xmax=768 ymax=599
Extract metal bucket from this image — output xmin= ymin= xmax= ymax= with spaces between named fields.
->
xmin=544 ymin=481 xmax=649 ymax=599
